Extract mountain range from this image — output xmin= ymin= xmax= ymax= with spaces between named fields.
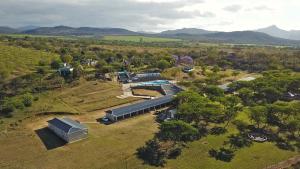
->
xmin=256 ymin=25 xmax=300 ymax=41
xmin=0 ymin=25 xmax=300 ymax=46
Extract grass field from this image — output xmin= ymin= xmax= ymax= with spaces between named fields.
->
xmin=0 ymin=44 xmax=58 ymax=78
xmin=0 ymin=80 xmax=140 ymax=130
xmin=0 ymin=110 xmax=297 ymax=169
xmin=103 ymin=35 xmax=181 ymax=42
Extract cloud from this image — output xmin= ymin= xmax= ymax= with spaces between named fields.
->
xmin=0 ymin=0 xmax=210 ymax=31
xmin=223 ymin=4 xmax=243 ymax=13
xmin=246 ymin=5 xmax=273 ymax=11
xmin=0 ymin=0 xmax=298 ymax=32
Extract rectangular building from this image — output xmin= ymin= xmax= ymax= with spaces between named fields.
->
xmin=106 ymin=95 xmax=174 ymax=121
xmin=47 ymin=118 xmax=88 ymax=143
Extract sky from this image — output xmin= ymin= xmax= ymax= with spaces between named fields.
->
xmin=0 ymin=0 xmax=299 ymax=32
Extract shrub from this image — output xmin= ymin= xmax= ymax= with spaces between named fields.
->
xmin=1 ymin=102 xmax=15 ymax=115
xmin=22 ymin=94 xmax=33 ymax=107
xmin=168 ymin=147 xmax=182 ymax=159
xmin=50 ymin=59 xmax=61 ymax=69
xmin=209 ymin=148 xmax=235 ymax=162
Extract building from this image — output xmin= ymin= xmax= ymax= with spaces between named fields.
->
xmin=106 ymin=95 xmax=174 ymax=122
xmin=58 ymin=63 xmax=74 ymax=77
xmin=47 ymin=118 xmax=88 ymax=143
xmin=118 ymin=71 xmax=131 ymax=83
xmin=131 ymin=73 xmax=162 ymax=82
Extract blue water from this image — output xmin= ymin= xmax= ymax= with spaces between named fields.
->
xmin=137 ymin=80 xmax=170 ymax=86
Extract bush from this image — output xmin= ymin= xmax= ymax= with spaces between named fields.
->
xmin=168 ymin=147 xmax=182 ymax=159
xmin=22 ymin=94 xmax=33 ymax=107
xmin=50 ymin=59 xmax=61 ymax=69
xmin=14 ymin=100 xmax=25 ymax=110
xmin=1 ymin=102 xmax=15 ymax=115
xmin=209 ymin=148 xmax=235 ymax=162
xmin=210 ymin=127 xmax=227 ymax=135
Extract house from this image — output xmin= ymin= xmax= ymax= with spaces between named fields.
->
xmin=85 ymin=59 xmax=98 ymax=67
xmin=118 ymin=71 xmax=131 ymax=83
xmin=131 ymin=73 xmax=162 ymax=82
xmin=58 ymin=63 xmax=73 ymax=77
xmin=47 ymin=118 xmax=88 ymax=143
xmin=157 ymin=109 xmax=177 ymax=122
xmin=182 ymin=67 xmax=194 ymax=73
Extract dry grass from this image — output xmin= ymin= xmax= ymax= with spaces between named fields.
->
xmin=132 ymin=89 xmax=163 ymax=97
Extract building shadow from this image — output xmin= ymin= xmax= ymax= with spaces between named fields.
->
xmin=35 ymin=127 xmax=66 ymax=150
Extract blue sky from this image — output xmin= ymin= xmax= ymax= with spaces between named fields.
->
xmin=0 ymin=0 xmax=299 ymax=32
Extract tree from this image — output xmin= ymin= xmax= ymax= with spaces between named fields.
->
xmin=238 ymin=88 xmax=254 ymax=106
xmin=158 ymin=120 xmax=198 ymax=142
xmin=249 ymin=106 xmax=268 ymax=129
xmin=50 ymin=59 xmax=61 ymax=69
xmin=157 ymin=59 xmax=171 ymax=70
xmin=286 ymin=118 xmax=300 ymax=137
xmin=137 ymin=139 xmax=166 ymax=167
xmin=72 ymin=63 xmax=84 ymax=79
xmin=60 ymin=54 xmax=73 ymax=64
xmin=223 ymin=96 xmax=242 ymax=129
xmin=203 ymin=85 xmax=225 ymax=101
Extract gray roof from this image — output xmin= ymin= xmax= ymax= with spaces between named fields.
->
xmin=48 ymin=118 xmax=87 ymax=134
xmin=108 ymin=95 xmax=174 ymax=117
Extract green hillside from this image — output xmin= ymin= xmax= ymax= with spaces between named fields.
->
xmin=0 ymin=44 xmax=59 ymax=78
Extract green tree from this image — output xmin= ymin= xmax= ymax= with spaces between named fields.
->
xmin=249 ymin=106 xmax=268 ymax=129
xmin=50 ymin=59 xmax=61 ymax=69
xmin=158 ymin=120 xmax=198 ymax=142
xmin=223 ymin=96 xmax=242 ymax=129
xmin=157 ymin=59 xmax=171 ymax=70
xmin=137 ymin=139 xmax=166 ymax=167
xmin=60 ymin=54 xmax=73 ymax=64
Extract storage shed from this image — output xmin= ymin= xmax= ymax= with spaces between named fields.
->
xmin=106 ymin=95 xmax=174 ymax=122
xmin=47 ymin=118 xmax=88 ymax=143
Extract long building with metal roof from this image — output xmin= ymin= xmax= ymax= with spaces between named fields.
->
xmin=106 ymin=95 xmax=174 ymax=122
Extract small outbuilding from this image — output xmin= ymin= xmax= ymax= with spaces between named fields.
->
xmin=47 ymin=118 xmax=88 ymax=143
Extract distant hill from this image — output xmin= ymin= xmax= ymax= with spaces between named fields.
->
xmin=23 ymin=26 xmax=139 ymax=36
xmin=163 ymin=31 xmax=300 ymax=46
xmin=0 ymin=26 xmax=19 ymax=34
xmin=17 ymin=25 xmax=40 ymax=32
xmin=256 ymin=25 xmax=300 ymax=40
xmin=160 ymin=28 xmax=215 ymax=35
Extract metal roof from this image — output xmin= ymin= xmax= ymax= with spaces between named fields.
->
xmin=109 ymin=95 xmax=174 ymax=117
xmin=48 ymin=118 xmax=87 ymax=134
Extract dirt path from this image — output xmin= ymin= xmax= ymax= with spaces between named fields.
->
xmin=264 ymin=155 xmax=300 ymax=169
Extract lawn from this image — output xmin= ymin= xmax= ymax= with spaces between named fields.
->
xmin=0 ymin=80 xmax=140 ymax=130
xmin=103 ymin=35 xmax=181 ymax=42
xmin=0 ymin=110 xmax=297 ymax=169
xmin=0 ymin=44 xmax=59 ymax=78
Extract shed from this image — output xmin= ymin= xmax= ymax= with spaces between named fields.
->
xmin=47 ymin=118 xmax=88 ymax=143
xmin=106 ymin=95 xmax=174 ymax=121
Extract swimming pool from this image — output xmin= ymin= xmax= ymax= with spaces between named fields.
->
xmin=137 ymin=80 xmax=170 ymax=86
